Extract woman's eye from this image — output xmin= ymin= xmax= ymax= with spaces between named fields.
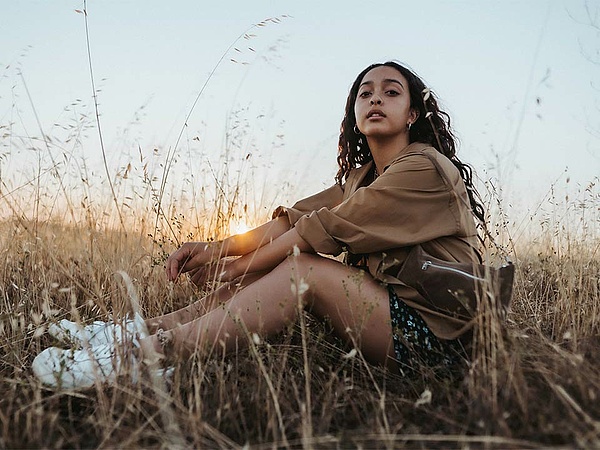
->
xmin=387 ymin=90 xmax=399 ymax=96
xmin=359 ymin=91 xmax=371 ymax=98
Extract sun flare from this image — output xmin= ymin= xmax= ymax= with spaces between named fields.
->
xmin=231 ymin=220 xmax=251 ymax=236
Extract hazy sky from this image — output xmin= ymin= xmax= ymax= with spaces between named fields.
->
xmin=2 ymin=0 xmax=599 ymax=220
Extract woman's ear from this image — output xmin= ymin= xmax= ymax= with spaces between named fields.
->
xmin=410 ymin=108 xmax=420 ymax=124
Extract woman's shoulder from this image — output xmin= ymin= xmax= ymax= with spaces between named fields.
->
xmin=389 ymin=143 xmax=459 ymax=177
xmin=385 ymin=143 xmax=438 ymax=172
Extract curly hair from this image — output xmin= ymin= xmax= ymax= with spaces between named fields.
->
xmin=336 ymin=61 xmax=485 ymax=224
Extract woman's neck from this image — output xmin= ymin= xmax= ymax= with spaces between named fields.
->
xmin=368 ymin=134 xmax=410 ymax=175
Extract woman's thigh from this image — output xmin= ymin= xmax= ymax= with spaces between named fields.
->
xmin=289 ymin=253 xmax=396 ymax=366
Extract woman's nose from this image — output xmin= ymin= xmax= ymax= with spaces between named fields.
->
xmin=370 ymin=96 xmax=382 ymax=105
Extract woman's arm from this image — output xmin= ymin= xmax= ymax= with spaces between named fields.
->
xmin=190 ymin=227 xmax=314 ymax=287
xmin=166 ymin=217 xmax=291 ymax=282
xmin=292 ymin=153 xmax=465 ymax=256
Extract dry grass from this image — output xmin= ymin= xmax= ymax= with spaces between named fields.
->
xmin=0 ymin=188 xmax=599 ymax=449
xmin=1 ymin=101 xmax=599 ymax=449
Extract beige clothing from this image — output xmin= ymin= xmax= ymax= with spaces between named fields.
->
xmin=273 ymin=142 xmax=481 ymax=340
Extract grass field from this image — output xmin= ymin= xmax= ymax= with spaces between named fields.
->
xmin=1 ymin=169 xmax=599 ymax=448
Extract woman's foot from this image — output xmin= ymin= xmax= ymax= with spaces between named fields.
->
xmin=32 ymin=343 xmax=133 ymax=389
xmin=35 ymin=315 xmax=147 ymax=389
xmin=32 ymin=338 xmax=173 ymax=389
xmin=47 ymin=313 xmax=146 ymax=348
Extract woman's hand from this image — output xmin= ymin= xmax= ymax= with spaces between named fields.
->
xmin=165 ymin=217 xmax=293 ymax=283
xmin=165 ymin=241 xmax=222 ymax=282
xmin=185 ymin=258 xmax=238 ymax=287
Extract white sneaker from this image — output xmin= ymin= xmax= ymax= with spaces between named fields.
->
xmin=48 ymin=313 xmax=146 ymax=348
xmin=32 ymin=344 xmax=131 ymax=389
xmin=32 ymin=343 xmax=173 ymax=389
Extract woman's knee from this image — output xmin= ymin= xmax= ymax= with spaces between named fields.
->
xmin=283 ymin=252 xmax=334 ymax=276
xmin=264 ymin=253 xmax=329 ymax=304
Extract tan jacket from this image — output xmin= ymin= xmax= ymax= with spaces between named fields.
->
xmin=273 ymin=142 xmax=481 ymax=340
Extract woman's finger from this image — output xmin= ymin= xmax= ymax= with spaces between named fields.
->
xmin=189 ymin=267 xmax=208 ymax=287
xmin=166 ymin=245 xmax=192 ymax=281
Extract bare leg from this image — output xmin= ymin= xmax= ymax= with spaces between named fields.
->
xmin=145 ymin=271 xmax=267 ymax=333
xmin=140 ymin=253 xmax=395 ymax=367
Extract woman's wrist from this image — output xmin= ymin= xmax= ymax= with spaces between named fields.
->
xmin=202 ymin=240 xmax=225 ymax=261
xmin=226 ymin=257 xmax=242 ymax=282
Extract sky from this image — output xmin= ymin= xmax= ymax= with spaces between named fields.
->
xmin=1 ymin=0 xmax=599 ymax=227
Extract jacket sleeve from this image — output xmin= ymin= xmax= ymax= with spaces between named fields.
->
xmin=293 ymin=154 xmax=465 ymax=256
xmin=272 ymin=183 xmax=344 ymax=226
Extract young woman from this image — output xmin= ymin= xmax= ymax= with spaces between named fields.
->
xmin=33 ymin=61 xmax=484 ymax=388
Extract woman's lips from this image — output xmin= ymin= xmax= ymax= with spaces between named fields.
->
xmin=367 ymin=109 xmax=385 ymax=118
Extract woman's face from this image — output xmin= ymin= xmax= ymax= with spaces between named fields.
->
xmin=354 ymin=65 xmax=417 ymax=141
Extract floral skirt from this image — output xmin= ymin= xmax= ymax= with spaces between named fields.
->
xmin=388 ymin=286 xmax=467 ymax=376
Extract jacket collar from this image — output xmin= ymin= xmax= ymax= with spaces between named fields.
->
xmin=382 ymin=142 xmax=431 ymax=172
xmin=347 ymin=142 xmax=434 ymax=191
xmin=348 ymin=161 xmax=373 ymax=191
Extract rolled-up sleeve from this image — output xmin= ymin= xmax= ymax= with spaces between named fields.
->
xmin=272 ymin=184 xmax=344 ymax=225
xmin=294 ymin=154 xmax=463 ymax=255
